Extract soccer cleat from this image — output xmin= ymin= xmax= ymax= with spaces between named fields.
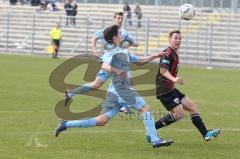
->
xmin=204 ymin=128 xmax=221 ymax=141
xmin=55 ymin=120 xmax=67 ymax=137
xmin=145 ymin=133 xmax=151 ymax=143
xmin=64 ymin=89 xmax=72 ymax=107
xmin=119 ymin=107 xmax=135 ymax=115
xmin=152 ymin=139 xmax=174 ymax=148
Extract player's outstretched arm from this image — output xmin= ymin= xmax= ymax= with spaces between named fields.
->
xmin=91 ymin=36 xmax=98 ymax=56
xmin=134 ymin=52 xmax=166 ymax=66
xmin=131 ymin=42 xmax=139 ymax=47
xmin=122 ymin=41 xmax=139 ymax=49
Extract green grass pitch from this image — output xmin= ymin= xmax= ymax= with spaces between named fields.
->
xmin=0 ymin=54 xmax=239 ymax=159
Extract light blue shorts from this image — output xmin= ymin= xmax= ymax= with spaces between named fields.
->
xmin=100 ymin=92 xmax=146 ymax=119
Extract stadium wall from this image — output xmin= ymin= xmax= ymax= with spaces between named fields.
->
xmin=0 ymin=2 xmax=240 ymax=68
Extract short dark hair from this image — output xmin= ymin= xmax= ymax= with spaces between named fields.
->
xmin=114 ymin=12 xmax=124 ymax=18
xmin=103 ymin=25 xmax=119 ymax=44
xmin=169 ymin=30 xmax=181 ymax=39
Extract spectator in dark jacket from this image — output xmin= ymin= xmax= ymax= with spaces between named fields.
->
xmin=64 ymin=0 xmax=78 ymax=26
xmin=71 ymin=0 xmax=78 ymax=25
xmin=134 ymin=3 xmax=142 ymax=28
xmin=123 ymin=2 xmax=132 ymax=26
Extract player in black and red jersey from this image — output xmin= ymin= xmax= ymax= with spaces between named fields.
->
xmin=147 ymin=30 xmax=221 ymax=142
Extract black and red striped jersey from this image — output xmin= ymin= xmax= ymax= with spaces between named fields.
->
xmin=156 ymin=47 xmax=179 ymax=97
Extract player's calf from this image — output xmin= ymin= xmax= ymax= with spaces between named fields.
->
xmin=155 ymin=113 xmax=176 ymax=129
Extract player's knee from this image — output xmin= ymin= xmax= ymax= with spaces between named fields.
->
xmin=91 ymin=84 xmax=100 ymax=89
xmin=138 ymin=104 xmax=151 ymax=113
xmin=172 ymin=111 xmax=184 ymax=121
xmin=190 ymin=108 xmax=198 ymax=114
xmin=91 ymin=81 xmax=103 ymax=89
xmin=97 ymin=120 xmax=108 ymax=126
xmin=175 ymin=112 xmax=184 ymax=120
xmin=96 ymin=116 xmax=109 ymax=126
xmin=189 ymin=103 xmax=198 ymax=114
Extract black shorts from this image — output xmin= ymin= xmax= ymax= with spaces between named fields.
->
xmin=52 ymin=39 xmax=60 ymax=47
xmin=157 ymin=88 xmax=185 ymax=111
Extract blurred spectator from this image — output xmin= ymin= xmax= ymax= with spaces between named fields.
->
xmin=123 ymin=2 xmax=132 ymax=26
xmin=71 ymin=0 xmax=78 ymax=25
xmin=31 ymin=0 xmax=40 ymax=6
xmin=38 ymin=0 xmax=58 ymax=12
xmin=50 ymin=23 xmax=63 ymax=58
xmin=47 ymin=0 xmax=57 ymax=11
xmin=64 ymin=0 xmax=77 ymax=26
xmin=39 ymin=0 xmax=48 ymax=11
xmin=19 ymin=0 xmax=26 ymax=5
xmin=9 ymin=0 xmax=17 ymax=5
xmin=133 ymin=3 xmax=142 ymax=28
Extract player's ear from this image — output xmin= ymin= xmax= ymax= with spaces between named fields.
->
xmin=169 ymin=38 xmax=172 ymax=44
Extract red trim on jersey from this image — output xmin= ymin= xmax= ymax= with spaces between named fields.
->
xmin=165 ymin=47 xmax=172 ymax=56
xmin=169 ymin=47 xmax=179 ymax=77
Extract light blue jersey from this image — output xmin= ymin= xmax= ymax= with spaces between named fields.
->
xmin=101 ymin=46 xmax=145 ymax=110
xmin=69 ymin=28 xmax=137 ymax=96
xmin=95 ymin=28 xmax=136 ymax=82
xmin=94 ymin=28 xmax=136 ymax=48
xmin=101 ymin=46 xmax=138 ymax=92
xmin=65 ymin=46 xmax=162 ymax=144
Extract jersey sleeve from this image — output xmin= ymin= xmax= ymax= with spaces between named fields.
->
xmin=128 ymin=52 xmax=140 ymax=63
xmin=159 ymin=54 xmax=172 ymax=70
xmin=121 ymin=29 xmax=136 ymax=45
xmin=94 ymin=30 xmax=104 ymax=41
xmin=101 ymin=52 xmax=112 ymax=65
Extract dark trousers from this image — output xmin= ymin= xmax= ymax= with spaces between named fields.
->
xmin=66 ymin=15 xmax=76 ymax=25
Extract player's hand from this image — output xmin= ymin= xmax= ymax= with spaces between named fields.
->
xmin=156 ymin=51 xmax=169 ymax=58
xmin=173 ymin=77 xmax=184 ymax=85
xmin=116 ymin=70 xmax=128 ymax=78
xmin=131 ymin=42 xmax=139 ymax=47
xmin=122 ymin=41 xmax=131 ymax=48
xmin=93 ymin=55 xmax=102 ymax=63
xmin=93 ymin=54 xmax=100 ymax=60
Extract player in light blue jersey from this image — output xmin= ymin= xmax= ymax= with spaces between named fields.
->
xmin=91 ymin=12 xmax=138 ymax=56
xmin=65 ymin=12 xmax=138 ymax=113
xmin=56 ymin=25 xmax=173 ymax=148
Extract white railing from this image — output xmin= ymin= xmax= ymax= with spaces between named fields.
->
xmin=0 ymin=4 xmax=240 ymax=68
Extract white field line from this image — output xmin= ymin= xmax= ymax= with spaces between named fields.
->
xmin=26 ymin=135 xmax=48 ymax=148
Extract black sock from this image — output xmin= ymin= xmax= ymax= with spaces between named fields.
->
xmin=191 ymin=113 xmax=208 ymax=137
xmin=155 ymin=113 xmax=176 ymax=129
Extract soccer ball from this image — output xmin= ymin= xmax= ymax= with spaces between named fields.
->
xmin=179 ymin=4 xmax=195 ymax=20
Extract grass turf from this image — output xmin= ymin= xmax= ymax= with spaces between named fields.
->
xmin=0 ymin=54 xmax=239 ymax=159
